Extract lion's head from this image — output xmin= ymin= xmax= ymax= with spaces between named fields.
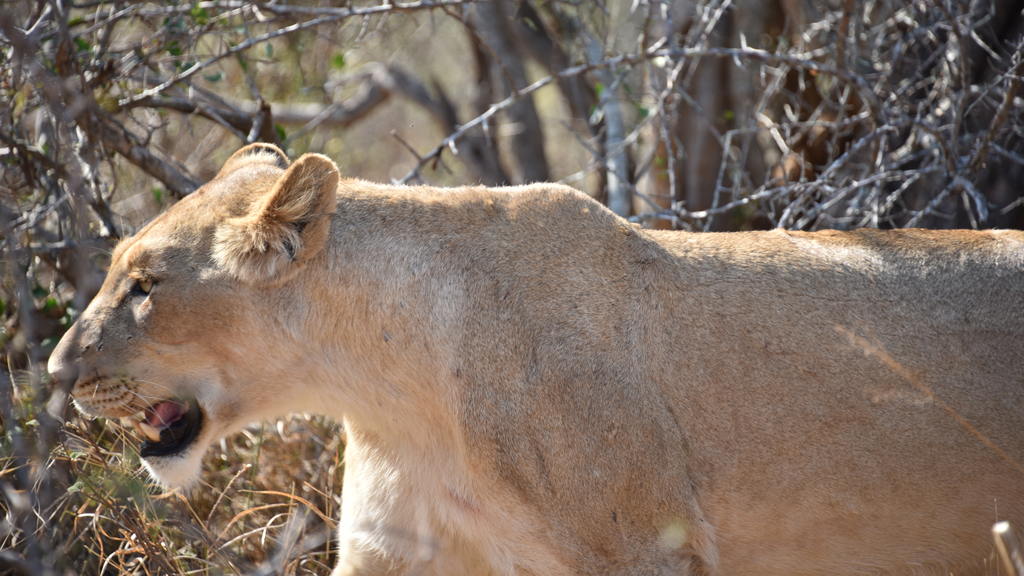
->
xmin=48 ymin=144 xmax=340 ymax=487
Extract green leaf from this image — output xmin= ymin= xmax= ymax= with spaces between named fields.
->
xmin=151 ymin=187 xmax=164 ymax=204
xmin=43 ymin=297 xmax=58 ymax=312
xmin=814 ymin=72 xmax=836 ymax=95
xmin=637 ymin=105 xmax=649 ymax=119
xmin=190 ymin=5 xmax=209 ymax=25
xmin=723 ymin=109 xmax=735 ymax=122
xmin=13 ymin=90 xmax=27 ymax=119
xmin=265 ymin=43 xmax=273 ymax=58
xmin=164 ymin=15 xmax=184 ymax=32
xmin=275 ymin=124 xmax=286 ymax=141
xmin=60 ymin=308 xmax=74 ymax=330
xmin=74 ymin=37 xmax=89 ymax=53
xmin=331 ymin=52 xmax=346 ymax=70
xmin=594 ymin=81 xmax=605 ymax=98
xmin=167 ymin=40 xmax=182 ymax=57
xmin=177 ymin=546 xmax=197 ymax=558
xmin=123 ymin=440 xmax=140 ymax=469
xmin=203 ymin=71 xmax=223 ymax=83
xmin=41 ymin=337 xmax=58 ymax=356
xmin=67 ymin=480 xmax=86 ymax=493
xmin=97 ymin=92 xmax=118 ymax=112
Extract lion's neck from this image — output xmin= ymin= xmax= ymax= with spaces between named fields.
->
xmin=282 ymin=201 xmax=464 ymax=444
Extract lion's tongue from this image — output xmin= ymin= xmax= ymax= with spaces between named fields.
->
xmin=145 ymin=401 xmax=185 ymax=430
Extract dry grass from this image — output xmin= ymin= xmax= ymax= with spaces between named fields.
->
xmin=1 ymin=370 xmax=344 ymax=575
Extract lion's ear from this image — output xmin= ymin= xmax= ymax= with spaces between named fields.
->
xmin=213 ymin=153 xmax=339 ymax=285
xmin=217 ymin=143 xmax=290 ymax=179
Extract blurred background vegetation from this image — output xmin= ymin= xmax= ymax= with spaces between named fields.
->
xmin=2 ymin=0 xmax=1023 ymax=573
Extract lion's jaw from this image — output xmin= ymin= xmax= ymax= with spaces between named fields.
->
xmin=67 ymin=371 xmax=230 ymax=489
xmin=62 ymin=347 xmax=332 ymax=489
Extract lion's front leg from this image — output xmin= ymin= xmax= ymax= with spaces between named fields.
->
xmin=331 ymin=458 xmax=425 ymax=576
xmin=331 ymin=504 xmax=438 ymax=576
xmin=330 ymin=537 xmax=411 ymax=576
xmin=333 ymin=431 xmax=486 ymax=576
xmin=332 ymin=528 xmax=498 ymax=576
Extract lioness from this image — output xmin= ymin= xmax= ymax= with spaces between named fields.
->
xmin=49 ymin=143 xmax=1024 ymax=575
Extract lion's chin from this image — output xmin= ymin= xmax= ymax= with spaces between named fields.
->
xmin=140 ymin=435 xmax=209 ymax=489
xmin=137 ymin=402 xmax=213 ymax=489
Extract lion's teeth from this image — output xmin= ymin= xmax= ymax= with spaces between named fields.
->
xmin=138 ymin=421 xmax=163 ymax=442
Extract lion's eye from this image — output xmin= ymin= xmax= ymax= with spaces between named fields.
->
xmin=133 ymin=278 xmax=153 ymax=296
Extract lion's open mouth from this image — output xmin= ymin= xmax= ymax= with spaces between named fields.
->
xmin=128 ymin=400 xmax=203 ymax=458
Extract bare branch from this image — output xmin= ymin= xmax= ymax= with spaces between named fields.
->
xmin=81 ymin=108 xmax=202 ymax=197
xmin=117 ymin=0 xmax=487 ymax=108
xmin=587 ymin=37 xmax=630 ymax=216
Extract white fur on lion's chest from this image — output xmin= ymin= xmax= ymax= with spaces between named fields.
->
xmin=338 ymin=430 xmax=569 ymax=576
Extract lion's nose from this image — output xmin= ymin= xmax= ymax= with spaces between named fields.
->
xmin=48 ymin=327 xmax=83 ymax=392
xmin=48 ymin=348 xmax=80 ymax=392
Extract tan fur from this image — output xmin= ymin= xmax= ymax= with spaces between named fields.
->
xmin=49 ymin=144 xmax=1024 ymax=576
xmin=215 ymin=142 xmax=289 ymax=178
